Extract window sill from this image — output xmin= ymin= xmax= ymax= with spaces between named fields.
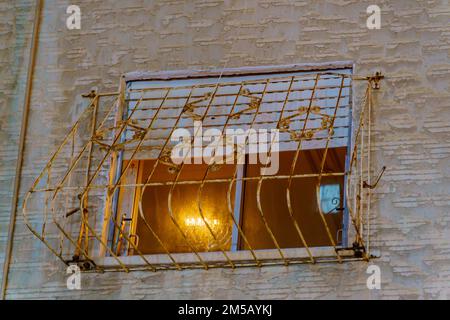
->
xmin=94 ymin=246 xmax=358 ymax=270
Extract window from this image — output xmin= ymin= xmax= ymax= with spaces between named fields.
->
xmin=23 ymin=63 xmax=383 ymax=271
xmin=118 ymin=148 xmax=346 ymax=256
xmin=111 ymin=66 xmax=353 ymax=261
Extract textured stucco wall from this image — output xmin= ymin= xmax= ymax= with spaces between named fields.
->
xmin=1 ymin=0 xmax=450 ymax=299
xmin=0 ymin=0 xmax=36 ymax=288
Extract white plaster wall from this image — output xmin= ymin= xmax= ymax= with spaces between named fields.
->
xmin=1 ymin=0 xmax=449 ymax=299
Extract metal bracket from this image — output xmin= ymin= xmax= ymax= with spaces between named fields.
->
xmin=352 ymin=241 xmax=367 ymax=258
xmin=363 ymin=166 xmax=386 ymax=189
xmin=82 ymin=90 xmax=97 ymax=99
xmin=67 ymin=257 xmax=97 ymax=271
xmin=368 ymin=72 xmax=384 ymax=90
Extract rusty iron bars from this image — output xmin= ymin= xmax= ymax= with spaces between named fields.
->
xmin=22 ymin=71 xmax=383 ymax=272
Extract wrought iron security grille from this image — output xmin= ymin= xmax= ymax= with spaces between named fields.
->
xmin=22 ymin=65 xmax=384 ymax=272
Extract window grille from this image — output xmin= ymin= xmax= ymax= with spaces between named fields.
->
xmin=22 ymin=64 xmax=384 ymax=272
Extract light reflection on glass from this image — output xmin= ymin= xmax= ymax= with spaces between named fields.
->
xmin=184 ymin=217 xmax=220 ymax=227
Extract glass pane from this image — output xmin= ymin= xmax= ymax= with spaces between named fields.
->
xmin=135 ymin=160 xmax=236 ymax=254
xmin=240 ymin=148 xmax=346 ymax=250
xmin=320 ymin=184 xmax=341 ymax=214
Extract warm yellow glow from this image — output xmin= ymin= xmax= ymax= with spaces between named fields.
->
xmin=180 ymin=211 xmax=230 ymax=251
xmin=185 ymin=217 xmax=220 ymax=227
